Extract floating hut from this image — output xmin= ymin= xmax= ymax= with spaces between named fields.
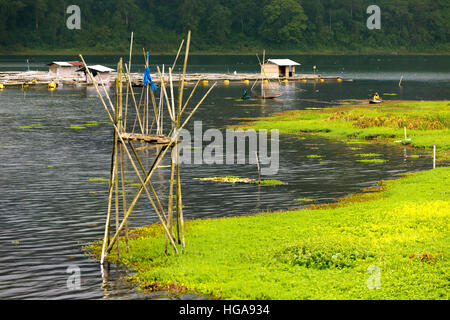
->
xmin=48 ymin=61 xmax=83 ymax=76
xmin=261 ymin=59 xmax=300 ymax=78
xmin=76 ymin=65 xmax=115 ymax=83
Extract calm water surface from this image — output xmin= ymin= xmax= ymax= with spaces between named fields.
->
xmin=0 ymin=55 xmax=448 ymax=299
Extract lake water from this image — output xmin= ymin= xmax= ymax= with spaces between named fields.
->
xmin=0 ymin=55 xmax=448 ymax=299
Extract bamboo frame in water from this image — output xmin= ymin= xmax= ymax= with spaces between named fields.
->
xmin=81 ymin=30 xmax=216 ymax=264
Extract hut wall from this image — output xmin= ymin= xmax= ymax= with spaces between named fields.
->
xmin=261 ymin=64 xmax=280 ymax=77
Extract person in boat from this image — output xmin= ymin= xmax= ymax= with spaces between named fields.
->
xmin=242 ymin=89 xmax=251 ymax=100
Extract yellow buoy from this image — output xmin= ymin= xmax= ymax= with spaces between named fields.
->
xmin=0 ymin=84 xmax=4 ymax=89
xmin=202 ymin=80 xmax=209 ymax=86
xmin=301 ymin=79 xmax=307 ymax=83
xmin=243 ymin=79 xmax=250 ymax=85
xmin=48 ymin=82 xmax=57 ymax=89
xmin=337 ymin=78 xmax=343 ymax=82
xmin=224 ymin=80 xmax=230 ymax=85
xmin=263 ymin=79 xmax=269 ymax=84
xmin=319 ymin=78 xmax=325 ymax=83
xmin=282 ymin=79 xmax=288 ymax=83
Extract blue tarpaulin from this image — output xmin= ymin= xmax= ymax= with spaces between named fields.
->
xmin=143 ymin=52 xmax=157 ymax=91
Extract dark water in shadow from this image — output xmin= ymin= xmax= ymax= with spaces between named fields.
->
xmin=0 ymin=55 xmax=448 ymax=299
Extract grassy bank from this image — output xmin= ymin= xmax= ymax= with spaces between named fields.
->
xmin=88 ymin=167 xmax=449 ymax=299
xmin=240 ymin=100 xmax=450 ymax=162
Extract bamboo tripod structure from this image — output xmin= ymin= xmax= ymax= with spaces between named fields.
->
xmin=80 ymin=31 xmax=216 ymax=264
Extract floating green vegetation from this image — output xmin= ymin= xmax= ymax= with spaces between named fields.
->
xmin=88 ymin=178 xmax=110 ymax=183
xmin=409 ymin=155 xmax=420 ymax=158
xmin=294 ymin=198 xmax=315 ymax=202
xmin=307 ymin=155 xmax=322 ymax=159
xmin=355 ymin=153 xmax=383 ymax=158
xmin=224 ymin=97 xmax=234 ymax=100
xmin=47 ymin=165 xmax=54 ymax=168
xmin=89 ymin=168 xmax=450 ymax=299
xmin=195 ymin=176 xmax=287 ymax=186
xmin=65 ymin=124 xmax=86 ymax=130
xmin=280 ymin=246 xmax=375 ymax=269
xmin=349 ymin=147 xmax=362 ymax=150
xmin=11 ymin=241 xmax=20 ymax=245
xmin=38 ymin=109 xmax=48 ymax=111
xmin=240 ymin=100 xmax=450 ymax=161
xmin=236 ymin=104 xmax=265 ymax=107
xmin=17 ymin=124 xmax=43 ymax=129
xmin=356 ymin=159 xmax=389 ymax=164
xmin=383 ymin=93 xmax=398 ymax=96
xmin=77 ymin=120 xmax=99 ymax=126
xmin=89 ymin=191 xmax=97 ymax=195
xmin=310 ymin=147 xmax=320 ymax=150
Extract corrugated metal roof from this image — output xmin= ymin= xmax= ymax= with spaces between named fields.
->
xmin=68 ymin=61 xmax=83 ymax=66
xmin=48 ymin=61 xmax=73 ymax=67
xmin=88 ymin=65 xmax=115 ymax=72
xmin=266 ymin=59 xmax=300 ymax=66
xmin=76 ymin=65 xmax=115 ymax=73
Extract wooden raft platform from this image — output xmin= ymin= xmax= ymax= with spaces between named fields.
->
xmin=0 ymin=71 xmax=345 ymax=87
xmin=119 ymin=132 xmax=173 ymax=145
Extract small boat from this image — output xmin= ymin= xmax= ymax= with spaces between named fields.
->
xmin=252 ymin=93 xmax=283 ymax=99
xmin=370 ymin=99 xmax=383 ymax=104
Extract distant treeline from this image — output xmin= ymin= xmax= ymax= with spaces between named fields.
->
xmin=0 ymin=0 xmax=449 ymax=53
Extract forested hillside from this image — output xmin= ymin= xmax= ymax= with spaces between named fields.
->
xmin=0 ymin=0 xmax=449 ymax=54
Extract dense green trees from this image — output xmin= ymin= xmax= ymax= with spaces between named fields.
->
xmin=0 ymin=0 xmax=448 ymax=53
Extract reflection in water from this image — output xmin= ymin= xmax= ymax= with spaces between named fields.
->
xmin=0 ymin=55 xmax=448 ymax=299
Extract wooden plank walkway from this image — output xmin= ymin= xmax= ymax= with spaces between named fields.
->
xmin=119 ymin=132 xmax=172 ymax=145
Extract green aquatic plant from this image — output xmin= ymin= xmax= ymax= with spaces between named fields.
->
xmin=65 ymin=125 xmax=86 ymax=130
xmin=16 ymin=124 xmax=43 ymax=129
xmin=356 ymin=159 xmax=389 ymax=164
xmin=355 ymin=153 xmax=383 ymax=157
xmin=294 ymin=198 xmax=315 ymax=202
xmin=307 ymin=155 xmax=322 ymax=159
xmin=88 ymin=178 xmax=110 ymax=183
xmin=195 ymin=176 xmax=287 ymax=186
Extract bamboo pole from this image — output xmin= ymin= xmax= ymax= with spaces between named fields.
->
xmin=177 ymin=31 xmax=191 ymax=124
xmin=179 ymin=78 xmax=201 ymax=121
xmin=171 ymin=39 xmax=185 ymax=71
xmin=120 ymin=143 xmax=129 ymax=252
xmin=176 ymin=153 xmax=184 ymax=248
xmin=132 ymin=85 xmax=145 ymax=134
xmin=124 ymin=32 xmax=133 ymax=130
xmin=167 ymin=148 xmax=176 ymax=242
xmin=101 ymin=130 xmax=117 ymax=262
xmin=157 ymin=66 xmax=175 ymax=122
xmin=124 ymin=64 xmax=144 ymax=134
xmin=169 ymin=68 xmax=176 ymax=119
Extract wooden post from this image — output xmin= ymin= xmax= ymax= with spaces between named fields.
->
xmin=255 ymin=151 xmax=261 ymax=183
xmin=433 ymin=144 xmax=436 ymax=169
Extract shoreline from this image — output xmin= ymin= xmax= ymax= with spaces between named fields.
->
xmin=86 ymin=99 xmax=449 ymax=299
xmin=2 ymin=49 xmax=450 ymax=56
xmin=87 ymin=167 xmax=449 ymax=299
